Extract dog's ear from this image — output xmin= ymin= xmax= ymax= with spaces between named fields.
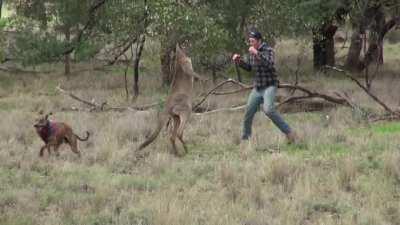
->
xmin=45 ymin=112 xmax=53 ymax=120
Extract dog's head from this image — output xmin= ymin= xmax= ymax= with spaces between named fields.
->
xmin=33 ymin=111 xmax=52 ymax=130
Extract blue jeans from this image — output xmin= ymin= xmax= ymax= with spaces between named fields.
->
xmin=242 ymin=86 xmax=291 ymax=140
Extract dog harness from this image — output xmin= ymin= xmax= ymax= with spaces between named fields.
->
xmin=38 ymin=122 xmax=58 ymax=143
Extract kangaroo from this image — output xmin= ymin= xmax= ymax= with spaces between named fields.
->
xmin=34 ymin=112 xmax=90 ymax=157
xmin=137 ymin=44 xmax=202 ymax=156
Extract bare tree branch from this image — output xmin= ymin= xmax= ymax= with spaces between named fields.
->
xmin=278 ymin=83 xmax=351 ymax=106
xmin=56 ymin=85 xmax=161 ymax=112
xmin=194 ymin=78 xmax=352 ymax=112
xmin=276 ymin=96 xmax=312 ymax=108
xmin=194 ymin=104 xmax=246 ymax=116
xmin=325 ymin=65 xmax=399 ymax=116
xmin=193 ymin=79 xmax=251 ymax=110
xmin=62 ymin=0 xmax=107 ymax=56
xmin=56 ymin=85 xmax=98 ymax=108
xmin=107 ymin=37 xmax=138 ymax=65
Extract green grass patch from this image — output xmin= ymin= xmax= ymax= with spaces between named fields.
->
xmin=187 ymin=143 xmax=238 ymax=158
xmin=284 ymin=142 xmax=350 ymax=159
xmin=348 ymin=122 xmax=400 ymax=136
xmin=38 ymin=188 xmax=66 ymax=210
xmin=113 ymin=175 xmax=161 ymax=191
xmin=371 ymin=122 xmax=400 ymax=134
xmin=0 ymin=190 xmax=18 ymax=209
xmin=0 ymin=75 xmax=16 ymax=91
xmin=0 ymin=215 xmax=37 ymax=225
xmin=384 ymin=42 xmax=400 ymax=56
xmin=304 ymin=199 xmax=352 ymax=216
xmin=358 ymin=154 xmax=382 ymax=171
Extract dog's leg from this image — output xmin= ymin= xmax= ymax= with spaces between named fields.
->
xmin=46 ymin=144 xmax=53 ymax=156
xmin=39 ymin=145 xmax=47 ymax=157
xmin=53 ymin=143 xmax=61 ymax=157
xmin=67 ymin=135 xmax=81 ymax=157
xmin=46 ymin=137 xmax=58 ymax=157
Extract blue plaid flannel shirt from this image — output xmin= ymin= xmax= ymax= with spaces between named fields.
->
xmin=238 ymin=42 xmax=278 ymax=90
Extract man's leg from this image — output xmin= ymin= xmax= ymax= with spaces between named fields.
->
xmin=242 ymin=89 xmax=263 ymax=140
xmin=262 ymin=86 xmax=293 ymax=136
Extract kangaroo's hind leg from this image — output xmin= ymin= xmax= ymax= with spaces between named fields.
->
xmin=177 ymin=113 xmax=189 ymax=154
xmin=169 ymin=116 xmax=181 ymax=156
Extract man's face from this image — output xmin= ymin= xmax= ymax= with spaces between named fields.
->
xmin=248 ymin=37 xmax=261 ymax=48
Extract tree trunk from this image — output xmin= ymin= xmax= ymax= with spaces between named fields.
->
xmin=325 ymin=25 xmax=337 ymax=66
xmin=360 ymin=16 xmax=399 ymax=70
xmin=313 ymin=24 xmax=337 ymax=70
xmin=345 ymin=29 xmax=364 ymax=71
xmin=160 ymin=41 xmax=174 ymax=87
xmin=345 ymin=3 xmax=382 ymax=71
xmin=313 ymin=31 xmax=324 ymax=70
xmin=64 ymin=26 xmax=71 ymax=76
xmin=212 ymin=66 xmax=217 ymax=84
xmin=0 ymin=0 xmax=3 ymax=18
xmin=133 ymin=35 xmax=146 ymax=98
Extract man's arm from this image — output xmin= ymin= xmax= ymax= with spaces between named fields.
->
xmin=232 ymin=53 xmax=252 ymax=71
xmin=237 ymin=59 xmax=252 ymax=71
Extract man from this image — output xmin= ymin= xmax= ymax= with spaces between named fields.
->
xmin=232 ymin=30 xmax=297 ymax=145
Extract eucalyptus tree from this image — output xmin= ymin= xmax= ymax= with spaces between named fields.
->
xmin=253 ymin=0 xmax=352 ymax=70
xmin=204 ymin=0 xmax=353 ymax=71
xmin=201 ymin=0 xmax=260 ymax=82
xmin=346 ymin=0 xmax=400 ymax=71
xmin=9 ymin=0 xmax=107 ymax=75
xmin=146 ymin=0 xmax=210 ymax=86
xmin=0 ymin=0 xmax=3 ymax=18
xmin=0 ymin=18 xmax=5 ymax=62
xmin=96 ymin=0 xmax=148 ymax=97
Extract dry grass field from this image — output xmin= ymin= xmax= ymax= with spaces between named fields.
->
xmin=0 ymin=40 xmax=399 ymax=225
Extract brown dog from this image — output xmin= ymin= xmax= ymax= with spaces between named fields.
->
xmin=34 ymin=112 xmax=90 ymax=157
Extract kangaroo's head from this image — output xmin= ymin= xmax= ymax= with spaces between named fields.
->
xmin=34 ymin=111 xmax=52 ymax=129
xmin=174 ymin=44 xmax=205 ymax=81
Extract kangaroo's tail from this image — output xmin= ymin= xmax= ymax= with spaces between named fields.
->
xmin=137 ymin=112 xmax=169 ymax=151
xmin=74 ymin=131 xmax=90 ymax=141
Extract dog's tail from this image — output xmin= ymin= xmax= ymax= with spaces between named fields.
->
xmin=137 ymin=112 xmax=169 ymax=151
xmin=74 ymin=131 xmax=90 ymax=141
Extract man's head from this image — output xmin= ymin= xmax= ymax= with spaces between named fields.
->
xmin=248 ymin=30 xmax=262 ymax=49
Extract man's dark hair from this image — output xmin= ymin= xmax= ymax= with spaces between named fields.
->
xmin=248 ymin=30 xmax=262 ymax=40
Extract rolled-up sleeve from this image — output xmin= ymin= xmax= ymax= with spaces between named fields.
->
xmin=238 ymin=59 xmax=252 ymax=71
